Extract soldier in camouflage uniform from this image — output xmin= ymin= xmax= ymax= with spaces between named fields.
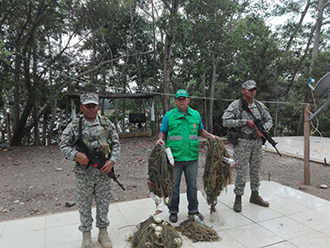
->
xmin=59 ymin=93 xmax=120 ymax=248
xmin=222 ymin=80 xmax=273 ymax=213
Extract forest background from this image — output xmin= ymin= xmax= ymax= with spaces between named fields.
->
xmin=1 ymin=0 xmax=330 ymax=146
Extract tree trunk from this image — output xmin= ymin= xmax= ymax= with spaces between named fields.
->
xmin=200 ymin=73 xmax=207 ymax=129
xmin=42 ymin=112 xmax=47 ymax=146
xmin=297 ymin=0 xmax=326 ymax=135
xmin=130 ymin=1 xmax=142 ymax=90
xmin=163 ymin=37 xmax=171 ymax=113
xmin=122 ymin=98 xmax=126 ymax=132
xmin=13 ymin=53 xmax=21 ymax=132
xmin=310 ymin=0 xmax=324 ymax=71
xmin=10 ymin=99 xmax=33 ymax=146
xmin=207 ymin=55 xmax=220 ymax=133
xmin=6 ymin=112 xmax=11 ymax=143
xmin=11 ymin=42 xmax=34 ymax=145
xmin=48 ymin=99 xmax=57 ymax=145
xmin=33 ymin=102 xmax=41 ymax=146
xmin=151 ymin=0 xmax=158 ymax=94
xmin=162 ymin=0 xmax=180 ymax=113
xmin=114 ymin=99 xmax=119 ymax=132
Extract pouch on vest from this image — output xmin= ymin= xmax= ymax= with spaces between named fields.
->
xmin=227 ymin=129 xmax=239 ymax=146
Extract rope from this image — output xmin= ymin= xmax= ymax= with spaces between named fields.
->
xmin=129 ymin=216 xmax=182 ymax=248
xmin=203 ymin=137 xmax=232 ymax=213
xmin=175 ymin=216 xmax=221 ymax=243
xmin=147 ymin=144 xmax=173 ymax=205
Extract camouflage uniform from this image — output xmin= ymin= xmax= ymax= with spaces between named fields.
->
xmin=222 ymin=98 xmax=273 ymax=196
xmin=59 ymin=95 xmax=120 ymax=232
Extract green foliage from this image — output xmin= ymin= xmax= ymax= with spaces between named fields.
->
xmin=231 ymin=15 xmax=283 ymax=98
xmin=316 ymin=114 xmax=330 ymax=137
xmin=0 ymin=39 xmax=12 ymax=107
xmin=311 ymin=52 xmax=330 ymax=78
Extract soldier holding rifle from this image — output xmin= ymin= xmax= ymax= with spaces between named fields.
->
xmin=222 ymin=80 xmax=273 ymax=213
xmin=60 ymin=93 xmax=120 ymax=248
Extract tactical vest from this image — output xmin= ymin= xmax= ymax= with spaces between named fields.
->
xmin=226 ymin=98 xmax=265 ymax=145
xmin=166 ymin=107 xmax=200 ymax=161
xmin=72 ymin=115 xmax=111 ymax=157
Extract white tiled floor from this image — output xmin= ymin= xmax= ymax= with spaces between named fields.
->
xmin=1 ymin=181 xmax=330 ymax=248
xmin=263 ymin=136 xmax=330 ymax=164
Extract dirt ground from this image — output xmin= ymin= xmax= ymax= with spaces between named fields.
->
xmin=1 ymin=136 xmax=330 ymax=222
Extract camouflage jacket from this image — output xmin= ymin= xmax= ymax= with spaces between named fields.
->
xmin=59 ymin=115 xmax=120 ymax=164
xmin=222 ymin=98 xmax=273 ymax=135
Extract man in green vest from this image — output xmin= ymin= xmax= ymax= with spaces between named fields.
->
xmin=157 ymin=89 xmax=216 ymax=223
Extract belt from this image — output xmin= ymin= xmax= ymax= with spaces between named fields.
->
xmin=237 ymin=133 xmax=259 ymax=140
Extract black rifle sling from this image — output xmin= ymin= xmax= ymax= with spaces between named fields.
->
xmin=240 ymin=98 xmax=263 ymax=121
xmin=79 ymin=116 xmax=83 ymax=138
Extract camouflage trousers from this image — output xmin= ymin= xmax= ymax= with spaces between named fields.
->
xmin=233 ymin=138 xmax=263 ymax=196
xmin=75 ymin=169 xmax=112 ymax=232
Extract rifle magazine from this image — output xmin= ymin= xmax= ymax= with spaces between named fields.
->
xmin=85 ymin=165 xmax=95 ymax=176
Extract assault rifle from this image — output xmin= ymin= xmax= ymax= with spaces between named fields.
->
xmin=241 ymin=98 xmax=282 ymax=157
xmin=73 ymin=137 xmax=126 ymax=190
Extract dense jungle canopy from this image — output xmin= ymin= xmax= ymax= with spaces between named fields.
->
xmin=1 ymin=0 xmax=330 ymax=146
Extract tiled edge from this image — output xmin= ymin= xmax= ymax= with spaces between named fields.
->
xmin=0 ymin=221 xmax=5 ymax=238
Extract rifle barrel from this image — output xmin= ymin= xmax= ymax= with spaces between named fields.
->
xmin=274 ymin=146 xmax=282 ymax=157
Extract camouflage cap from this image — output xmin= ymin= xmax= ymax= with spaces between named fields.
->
xmin=80 ymin=93 xmax=99 ymax=105
xmin=241 ymin=80 xmax=257 ymax=90
xmin=175 ymin=89 xmax=189 ymax=98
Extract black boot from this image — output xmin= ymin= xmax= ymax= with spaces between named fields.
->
xmin=233 ymin=195 xmax=242 ymax=212
xmin=169 ymin=213 xmax=178 ymax=223
xmin=249 ymin=191 xmax=269 ymax=207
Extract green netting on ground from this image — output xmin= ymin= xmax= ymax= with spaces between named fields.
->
xmin=175 ymin=216 xmax=221 ymax=243
xmin=129 ymin=216 xmax=182 ymax=248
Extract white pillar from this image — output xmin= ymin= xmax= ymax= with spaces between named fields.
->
xmin=71 ymin=98 xmax=76 ymax=120
xmin=151 ymin=98 xmax=155 ymax=135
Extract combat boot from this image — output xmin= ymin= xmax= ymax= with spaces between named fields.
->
xmin=98 ymin=227 xmax=113 ymax=248
xmin=249 ymin=191 xmax=269 ymax=207
xmin=82 ymin=231 xmax=94 ymax=248
xmin=233 ymin=195 xmax=242 ymax=212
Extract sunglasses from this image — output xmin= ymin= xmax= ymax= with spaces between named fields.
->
xmin=248 ymin=88 xmax=256 ymax=92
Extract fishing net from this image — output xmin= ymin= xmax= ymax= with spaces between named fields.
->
xmin=203 ymin=137 xmax=232 ymax=213
xmin=129 ymin=216 xmax=183 ymax=248
xmin=147 ymin=144 xmax=173 ymax=205
xmin=175 ymin=216 xmax=221 ymax=243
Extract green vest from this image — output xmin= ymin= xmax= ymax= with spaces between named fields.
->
xmin=166 ymin=107 xmax=200 ymax=161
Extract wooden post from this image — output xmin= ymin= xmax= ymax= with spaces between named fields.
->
xmin=303 ymin=104 xmax=310 ymax=185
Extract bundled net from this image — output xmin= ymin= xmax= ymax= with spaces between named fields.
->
xmin=129 ymin=216 xmax=183 ymax=248
xmin=175 ymin=216 xmax=221 ymax=243
xmin=203 ymin=137 xmax=232 ymax=213
xmin=148 ymin=144 xmax=173 ymax=205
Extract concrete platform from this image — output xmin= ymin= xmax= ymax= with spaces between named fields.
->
xmin=263 ymin=136 xmax=330 ymax=164
xmin=1 ymin=181 xmax=330 ymax=248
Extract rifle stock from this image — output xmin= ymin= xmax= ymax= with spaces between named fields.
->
xmin=73 ymin=137 xmax=126 ymax=190
xmin=241 ymin=99 xmax=282 ymax=157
